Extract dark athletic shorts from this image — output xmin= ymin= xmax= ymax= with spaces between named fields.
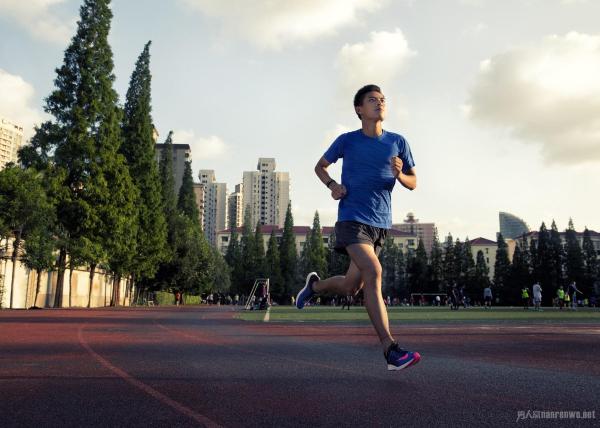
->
xmin=333 ymin=221 xmax=388 ymax=256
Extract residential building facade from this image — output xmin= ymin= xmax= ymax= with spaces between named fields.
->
xmin=0 ymin=117 xmax=24 ymax=170
xmin=242 ymin=158 xmax=289 ymax=228
xmin=392 ymin=212 xmax=436 ymax=254
xmin=199 ymin=170 xmax=227 ymax=245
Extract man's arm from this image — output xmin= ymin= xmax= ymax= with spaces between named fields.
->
xmin=315 ymin=156 xmax=346 ymax=200
xmin=391 ymin=157 xmax=417 ymax=190
xmin=398 ymin=167 xmax=417 ymax=190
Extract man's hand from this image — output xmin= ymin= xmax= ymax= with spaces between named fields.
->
xmin=330 ymin=183 xmax=347 ymax=200
xmin=391 ymin=156 xmax=403 ymax=178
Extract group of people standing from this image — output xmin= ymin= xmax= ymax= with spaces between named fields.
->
xmin=521 ymin=281 xmax=586 ymax=311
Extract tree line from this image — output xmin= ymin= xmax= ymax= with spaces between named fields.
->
xmin=0 ymin=0 xmax=225 ymax=308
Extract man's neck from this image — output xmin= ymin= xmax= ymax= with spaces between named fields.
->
xmin=361 ymin=120 xmax=383 ymax=138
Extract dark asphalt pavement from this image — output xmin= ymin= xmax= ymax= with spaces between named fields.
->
xmin=1 ymin=306 xmax=598 ymax=427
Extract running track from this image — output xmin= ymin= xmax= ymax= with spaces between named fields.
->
xmin=1 ymin=306 xmax=598 ymax=427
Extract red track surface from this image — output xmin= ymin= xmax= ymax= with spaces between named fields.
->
xmin=1 ymin=306 xmax=598 ymax=427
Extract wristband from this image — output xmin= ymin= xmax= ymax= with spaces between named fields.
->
xmin=326 ymin=179 xmax=336 ymax=189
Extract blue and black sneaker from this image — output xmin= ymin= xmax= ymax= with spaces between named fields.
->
xmin=296 ymin=272 xmax=320 ymax=309
xmin=385 ymin=342 xmax=421 ymax=371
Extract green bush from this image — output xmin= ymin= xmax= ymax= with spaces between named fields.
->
xmin=154 ymin=291 xmax=203 ymax=305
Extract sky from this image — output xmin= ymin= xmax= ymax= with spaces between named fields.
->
xmin=1 ymin=0 xmax=600 ymax=241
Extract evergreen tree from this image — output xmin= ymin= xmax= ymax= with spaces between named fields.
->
xmin=240 ymin=206 xmax=256 ymax=292
xmin=564 ymin=219 xmax=585 ymax=288
xmin=442 ymin=234 xmax=455 ymax=286
xmin=394 ymin=246 xmax=408 ymax=299
xmin=159 ymin=131 xmax=177 ymax=224
xmin=298 ymin=231 xmax=312 ymax=284
xmin=120 ymin=40 xmax=168 ymax=287
xmin=473 ymin=250 xmax=490 ymax=299
xmin=253 ymin=222 xmax=266 ymax=278
xmin=428 ymin=230 xmax=443 ymax=292
xmin=582 ymin=228 xmax=598 ymax=295
xmin=452 ymin=238 xmax=463 ymax=286
xmin=493 ymin=233 xmax=511 ymax=303
xmin=380 ymin=239 xmax=399 ymax=298
xmin=508 ymin=244 xmax=529 ymax=305
xmin=27 ymin=0 xmax=139 ymax=307
xmin=225 ymin=225 xmax=243 ymax=294
xmin=177 ymin=161 xmax=200 ymax=229
xmin=549 ymin=220 xmax=565 ymax=292
xmin=279 ymin=202 xmax=297 ymax=298
xmin=207 ymin=247 xmax=231 ymax=292
xmin=308 ymin=211 xmax=328 ymax=278
xmin=265 ymin=231 xmax=284 ymax=302
xmin=408 ymin=239 xmax=428 ymax=295
xmin=462 ymin=239 xmax=476 ymax=295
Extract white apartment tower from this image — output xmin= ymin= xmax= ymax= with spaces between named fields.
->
xmin=242 ymin=158 xmax=290 ymax=227
xmin=227 ymin=184 xmax=244 ymax=229
xmin=199 ymin=170 xmax=227 ymax=245
xmin=0 ymin=117 xmax=24 ymax=170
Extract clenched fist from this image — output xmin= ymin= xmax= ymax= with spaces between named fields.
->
xmin=330 ymin=182 xmax=347 ymax=200
xmin=391 ymin=156 xmax=403 ymax=179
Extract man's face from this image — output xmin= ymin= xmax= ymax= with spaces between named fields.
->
xmin=356 ymin=91 xmax=386 ymax=121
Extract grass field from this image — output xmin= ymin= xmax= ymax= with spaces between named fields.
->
xmin=238 ymin=305 xmax=600 ymax=323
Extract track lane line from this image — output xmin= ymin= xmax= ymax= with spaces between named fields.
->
xmin=77 ymin=325 xmax=223 ymax=428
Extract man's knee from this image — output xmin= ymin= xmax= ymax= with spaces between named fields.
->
xmin=361 ymin=264 xmax=382 ymax=284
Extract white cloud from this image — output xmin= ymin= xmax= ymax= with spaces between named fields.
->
xmin=0 ymin=0 xmax=74 ymax=44
xmin=466 ymin=32 xmax=600 ymax=165
xmin=173 ymin=130 xmax=229 ymax=160
xmin=180 ymin=0 xmax=386 ymax=50
xmin=0 ymin=69 xmax=44 ymax=138
xmin=335 ymin=29 xmax=416 ymax=92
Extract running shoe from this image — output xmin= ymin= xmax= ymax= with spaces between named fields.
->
xmin=296 ymin=272 xmax=320 ymax=309
xmin=385 ymin=342 xmax=421 ymax=371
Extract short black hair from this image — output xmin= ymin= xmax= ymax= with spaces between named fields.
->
xmin=353 ymin=84 xmax=382 ymax=119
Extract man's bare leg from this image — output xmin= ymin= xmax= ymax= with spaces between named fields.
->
xmin=314 ymin=243 xmax=394 ymax=351
xmin=312 ymin=261 xmax=362 ymax=296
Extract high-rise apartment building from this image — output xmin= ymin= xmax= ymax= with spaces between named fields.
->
xmin=199 ymin=170 xmax=227 ymax=245
xmin=242 ymin=158 xmax=289 ymax=227
xmin=0 ymin=117 xmax=24 ymax=170
xmin=393 ymin=212 xmax=436 ymax=254
xmin=227 ymin=184 xmax=244 ymax=229
xmin=154 ymin=143 xmax=191 ymax=194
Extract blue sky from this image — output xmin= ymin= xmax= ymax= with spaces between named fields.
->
xmin=2 ymin=0 xmax=600 ymax=240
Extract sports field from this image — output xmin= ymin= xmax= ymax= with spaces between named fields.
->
xmin=1 ymin=306 xmax=598 ymax=427
xmin=239 ymin=305 xmax=600 ymax=322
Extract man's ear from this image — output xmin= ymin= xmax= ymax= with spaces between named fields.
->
xmin=355 ymin=106 xmax=361 ymax=118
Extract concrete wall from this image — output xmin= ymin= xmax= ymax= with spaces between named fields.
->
xmin=1 ymin=256 xmax=132 ymax=309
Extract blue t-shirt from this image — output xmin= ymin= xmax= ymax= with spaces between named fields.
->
xmin=323 ymin=129 xmax=415 ymax=229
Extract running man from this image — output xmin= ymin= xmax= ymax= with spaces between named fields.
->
xmin=295 ymin=84 xmax=420 ymax=371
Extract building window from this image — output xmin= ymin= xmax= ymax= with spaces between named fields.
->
xmin=485 ymin=248 xmax=489 ymax=254
xmin=221 ymin=236 xmax=229 ymax=243
xmin=408 ymin=239 xmax=414 ymax=246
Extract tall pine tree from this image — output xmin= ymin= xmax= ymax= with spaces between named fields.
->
xmin=564 ymin=219 xmax=584 ymax=288
xmin=279 ymin=202 xmax=297 ymax=298
xmin=120 ymin=40 xmax=168 ymax=291
xmin=30 ymin=0 xmax=138 ymax=307
xmin=493 ymin=233 xmax=511 ymax=303
xmin=582 ymin=228 xmax=598 ymax=295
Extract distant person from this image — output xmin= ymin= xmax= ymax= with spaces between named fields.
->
xmin=521 ymin=286 xmax=530 ymax=310
xmin=435 ymin=295 xmax=441 ymax=307
xmin=557 ymin=285 xmax=565 ymax=310
xmin=342 ymin=295 xmax=353 ymax=311
xmin=568 ymin=281 xmax=582 ymax=311
xmin=483 ymin=286 xmax=492 ymax=309
xmin=175 ymin=291 xmax=181 ymax=306
xmin=295 ymin=84 xmax=420 ymax=371
xmin=532 ymin=282 xmax=542 ymax=311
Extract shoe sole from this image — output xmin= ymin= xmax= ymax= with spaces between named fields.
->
xmin=387 ymin=353 xmax=421 ymax=371
xmin=296 ymin=272 xmax=318 ymax=310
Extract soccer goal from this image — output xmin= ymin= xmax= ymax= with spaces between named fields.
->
xmin=244 ymin=278 xmax=270 ymax=310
